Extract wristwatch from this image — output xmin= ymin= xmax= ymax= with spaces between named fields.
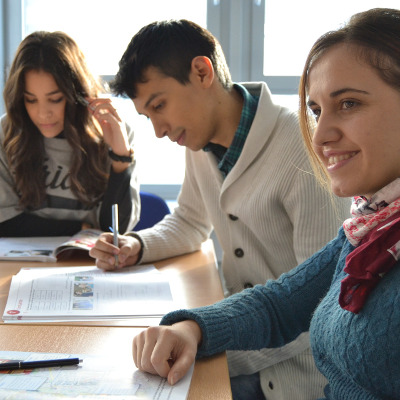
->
xmin=108 ymin=148 xmax=134 ymax=163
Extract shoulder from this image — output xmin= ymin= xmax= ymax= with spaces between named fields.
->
xmin=124 ymin=120 xmax=135 ymax=138
xmin=0 ymin=114 xmax=7 ymax=136
xmin=0 ymin=114 xmax=9 ymax=148
xmin=109 ymin=97 xmax=136 ymax=137
xmin=242 ymin=82 xmax=300 ymax=135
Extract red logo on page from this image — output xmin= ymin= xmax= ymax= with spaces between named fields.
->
xmin=6 ymin=310 xmax=20 ymax=315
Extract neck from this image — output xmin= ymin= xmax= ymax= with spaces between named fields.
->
xmin=211 ymin=85 xmax=244 ymax=148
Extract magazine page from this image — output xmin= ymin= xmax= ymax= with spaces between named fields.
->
xmin=53 ymin=229 xmax=102 ymax=257
xmin=0 ymin=351 xmax=193 ymax=399
xmin=0 ymin=229 xmax=102 ymax=262
xmin=3 ymin=265 xmax=175 ymax=323
xmin=0 ymin=237 xmax=69 ymax=262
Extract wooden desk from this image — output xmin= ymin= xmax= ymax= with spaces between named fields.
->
xmin=0 ymin=240 xmax=232 ymax=399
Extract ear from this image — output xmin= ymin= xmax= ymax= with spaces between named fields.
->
xmin=191 ymin=56 xmax=214 ymax=88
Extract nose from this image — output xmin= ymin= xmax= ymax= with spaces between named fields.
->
xmin=155 ymin=129 xmax=167 ymax=139
xmin=38 ymin=103 xmax=52 ymax=121
xmin=151 ymin=119 xmax=168 ymax=139
xmin=312 ymin=112 xmax=341 ymax=148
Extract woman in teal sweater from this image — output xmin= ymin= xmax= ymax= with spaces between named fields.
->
xmin=131 ymin=8 xmax=400 ymax=399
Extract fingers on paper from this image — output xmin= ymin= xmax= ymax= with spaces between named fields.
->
xmin=132 ymin=326 xmax=195 ymax=385
xmin=167 ymin=352 xmax=194 ymax=386
xmin=133 ymin=327 xmax=164 ymax=375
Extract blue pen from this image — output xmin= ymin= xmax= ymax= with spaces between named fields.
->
xmin=111 ymin=204 xmax=119 ymax=267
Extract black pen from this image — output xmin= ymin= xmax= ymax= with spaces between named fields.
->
xmin=0 ymin=357 xmax=82 ymax=371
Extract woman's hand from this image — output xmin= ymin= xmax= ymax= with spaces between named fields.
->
xmin=89 ymin=233 xmax=142 ymax=270
xmin=87 ymin=97 xmax=132 ymax=172
xmin=133 ymin=320 xmax=202 ymax=385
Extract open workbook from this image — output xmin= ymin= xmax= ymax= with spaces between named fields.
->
xmin=0 ymin=229 xmax=102 ymax=262
xmin=3 ymin=265 xmax=175 ymax=323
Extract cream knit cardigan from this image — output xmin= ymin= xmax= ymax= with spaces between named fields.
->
xmin=133 ymin=82 xmax=350 ymax=400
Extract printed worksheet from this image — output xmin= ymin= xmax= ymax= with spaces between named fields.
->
xmin=0 ymin=351 xmax=193 ymax=399
xmin=3 ymin=265 xmax=175 ymax=323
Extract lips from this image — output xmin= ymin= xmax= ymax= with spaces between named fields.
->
xmin=39 ymin=123 xmax=57 ymax=129
xmin=173 ymin=131 xmax=185 ymax=146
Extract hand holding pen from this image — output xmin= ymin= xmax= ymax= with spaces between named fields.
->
xmin=89 ymin=232 xmax=143 ymax=271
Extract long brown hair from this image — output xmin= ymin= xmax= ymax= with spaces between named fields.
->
xmin=299 ymin=8 xmax=400 ymax=191
xmin=3 ymin=31 xmax=109 ymax=210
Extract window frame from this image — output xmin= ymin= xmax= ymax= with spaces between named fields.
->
xmin=207 ymin=0 xmax=299 ymax=94
xmin=0 ymin=0 xmax=24 ymax=115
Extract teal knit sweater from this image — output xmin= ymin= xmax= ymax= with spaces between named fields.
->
xmin=161 ymin=228 xmax=400 ymax=399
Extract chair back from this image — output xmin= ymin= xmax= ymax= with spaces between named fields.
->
xmin=133 ymin=191 xmax=171 ymax=231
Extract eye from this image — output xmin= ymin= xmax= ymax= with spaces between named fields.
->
xmin=50 ymin=97 xmax=64 ymax=104
xmin=341 ymin=100 xmax=358 ymax=110
xmin=154 ymin=102 xmax=164 ymax=111
xmin=24 ymin=97 xmax=36 ymax=104
xmin=309 ymin=107 xmax=321 ymax=122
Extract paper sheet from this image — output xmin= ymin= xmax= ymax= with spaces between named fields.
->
xmin=0 ymin=351 xmax=193 ymax=399
xmin=3 ymin=265 xmax=175 ymax=323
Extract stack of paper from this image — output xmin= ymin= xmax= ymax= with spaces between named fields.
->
xmin=3 ymin=265 xmax=175 ymax=323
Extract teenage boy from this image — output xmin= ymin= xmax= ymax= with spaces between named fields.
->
xmin=90 ymin=19 xmax=349 ymax=400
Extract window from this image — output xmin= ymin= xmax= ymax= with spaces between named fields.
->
xmin=23 ymin=0 xmax=207 ymax=77
xmin=262 ymin=0 xmax=400 ymax=93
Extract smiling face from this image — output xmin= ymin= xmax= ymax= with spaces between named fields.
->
xmin=307 ymin=44 xmax=400 ymax=199
xmin=24 ymin=69 xmax=67 ymax=138
xmin=132 ymin=63 xmax=221 ymax=152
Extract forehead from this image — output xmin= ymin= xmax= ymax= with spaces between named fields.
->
xmin=133 ymin=67 xmax=185 ymax=111
xmin=307 ymin=44 xmax=378 ymax=98
xmin=24 ymin=70 xmax=59 ymax=92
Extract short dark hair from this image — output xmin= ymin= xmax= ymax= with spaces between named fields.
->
xmin=111 ymin=19 xmax=232 ymax=98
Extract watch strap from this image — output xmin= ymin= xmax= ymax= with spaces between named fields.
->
xmin=108 ymin=148 xmax=134 ymax=163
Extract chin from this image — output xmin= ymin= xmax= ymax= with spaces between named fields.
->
xmin=331 ymin=185 xmax=355 ymax=198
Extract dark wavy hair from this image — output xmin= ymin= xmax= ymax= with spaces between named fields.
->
xmin=299 ymin=8 xmax=400 ymax=191
xmin=111 ymin=19 xmax=232 ymax=99
xmin=3 ymin=31 xmax=110 ymax=210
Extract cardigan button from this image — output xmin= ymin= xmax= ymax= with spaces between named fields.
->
xmin=229 ymin=214 xmax=238 ymax=221
xmin=234 ymin=248 xmax=244 ymax=257
xmin=268 ymin=381 xmax=274 ymax=390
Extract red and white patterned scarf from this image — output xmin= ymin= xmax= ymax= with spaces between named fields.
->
xmin=340 ymin=178 xmax=400 ymax=313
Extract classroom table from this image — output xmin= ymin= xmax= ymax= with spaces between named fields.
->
xmin=0 ymin=239 xmax=232 ymax=399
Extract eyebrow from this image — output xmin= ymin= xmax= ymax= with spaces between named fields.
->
xmin=307 ymin=88 xmax=370 ymax=107
xmin=24 ymin=89 xmax=62 ymax=97
xmin=144 ymin=92 xmax=163 ymax=109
